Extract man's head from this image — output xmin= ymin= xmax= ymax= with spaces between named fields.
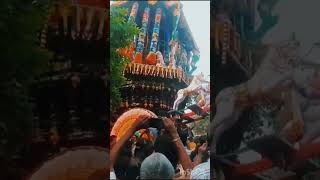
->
xmin=135 ymin=138 xmax=154 ymax=161
xmin=140 ymin=153 xmax=175 ymax=179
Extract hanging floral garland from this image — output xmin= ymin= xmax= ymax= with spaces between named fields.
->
xmin=124 ymin=62 xmax=187 ymax=84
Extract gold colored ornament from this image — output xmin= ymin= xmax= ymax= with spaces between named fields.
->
xmin=151 ymin=66 xmax=155 ymax=76
xmin=149 ymin=65 xmax=153 ymax=76
xmin=160 ymin=66 xmax=164 ymax=77
xmin=140 ymin=64 xmax=144 ymax=75
xmin=125 ymin=100 xmax=129 ymax=108
xmin=144 ymin=65 xmax=149 ymax=75
xmin=168 ymin=67 xmax=173 ymax=79
xmin=127 ymin=63 xmax=132 ymax=73
xmin=146 ymin=65 xmax=150 ymax=75
xmin=144 ymin=100 xmax=148 ymax=108
xmin=133 ymin=63 xmax=137 ymax=74
xmin=156 ymin=66 xmax=160 ymax=77
xmin=136 ymin=64 xmax=140 ymax=74
xmin=165 ymin=68 xmax=168 ymax=78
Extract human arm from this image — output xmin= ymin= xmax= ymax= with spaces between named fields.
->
xmin=162 ymin=118 xmax=194 ymax=170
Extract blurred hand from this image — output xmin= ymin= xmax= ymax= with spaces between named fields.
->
xmin=162 ymin=117 xmax=178 ymax=135
xmin=198 ymin=142 xmax=208 ymax=155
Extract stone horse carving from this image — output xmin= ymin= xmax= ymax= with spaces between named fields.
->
xmin=211 ymin=38 xmax=320 ymax=153
xmin=173 ymin=73 xmax=210 ymax=110
xmin=210 ymin=39 xmax=303 ymax=153
xmin=197 ymin=83 xmax=210 ymax=109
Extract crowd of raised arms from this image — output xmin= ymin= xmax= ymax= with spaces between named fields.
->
xmin=108 ymin=115 xmax=210 ymax=180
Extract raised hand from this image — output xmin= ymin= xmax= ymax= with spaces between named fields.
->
xmin=198 ymin=142 xmax=208 ymax=155
xmin=162 ymin=117 xmax=178 ymax=136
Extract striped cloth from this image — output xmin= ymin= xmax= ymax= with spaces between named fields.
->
xmin=190 ymin=162 xmax=210 ymax=180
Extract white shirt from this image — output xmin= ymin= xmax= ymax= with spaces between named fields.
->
xmin=110 ymin=169 xmax=117 ymax=180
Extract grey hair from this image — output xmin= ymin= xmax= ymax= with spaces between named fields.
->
xmin=140 ymin=152 xmax=175 ymax=179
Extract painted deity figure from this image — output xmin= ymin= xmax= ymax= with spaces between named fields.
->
xmin=156 ymin=51 xmax=165 ymax=77
xmin=156 ymin=51 xmax=165 ymax=66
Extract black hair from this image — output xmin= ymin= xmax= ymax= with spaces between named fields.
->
xmin=135 ymin=138 xmax=154 ymax=161
xmin=177 ymin=127 xmax=189 ymax=146
xmin=154 ymin=133 xmax=178 ymax=169
xmin=126 ymin=158 xmax=140 ymax=179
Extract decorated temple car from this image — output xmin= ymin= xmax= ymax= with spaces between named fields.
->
xmin=112 ymin=1 xmax=201 ymax=117
xmin=25 ymin=0 xmax=108 ymax=176
xmin=110 ymin=2 xmax=210 ymax=179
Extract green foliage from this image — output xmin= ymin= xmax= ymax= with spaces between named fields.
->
xmin=192 ymin=117 xmax=209 ymax=136
xmin=109 ymin=7 xmax=138 ymax=113
xmin=243 ymin=105 xmax=277 ymax=141
xmin=0 ymin=0 xmax=50 ymax=160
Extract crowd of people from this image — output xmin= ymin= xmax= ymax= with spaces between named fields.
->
xmin=108 ymin=115 xmax=210 ymax=179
